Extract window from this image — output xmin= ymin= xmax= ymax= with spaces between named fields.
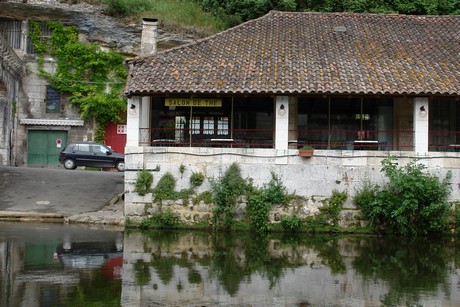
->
xmin=0 ymin=19 xmax=21 ymax=49
xmin=46 ymin=87 xmax=61 ymax=113
xmin=74 ymin=144 xmax=90 ymax=152
xmin=217 ymin=117 xmax=229 ymax=135
xmin=203 ymin=117 xmax=214 ymax=135
xmin=191 ymin=117 xmax=201 ymax=134
xmin=26 ymin=21 xmax=52 ymax=54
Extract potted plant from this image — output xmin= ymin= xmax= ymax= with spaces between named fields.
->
xmin=298 ymin=145 xmax=314 ymax=158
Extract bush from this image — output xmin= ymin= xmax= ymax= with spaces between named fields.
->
xmin=281 ymin=214 xmax=303 ymax=232
xmin=246 ymin=172 xmax=288 ymax=233
xmin=190 ymin=172 xmax=205 ymax=187
xmin=153 ymin=172 xmax=177 ymax=200
xmin=193 ymin=191 xmax=213 ymax=205
xmin=210 ymin=163 xmax=246 ymax=229
xmin=264 ymin=172 xmax=287 ymax=205
xmin=140 ymin=208 xmax=180 ymax=229
xmin=246 ymin=188 xmax=272 ymax=233
xmin=354 ymin=157 xmax=452 ymax=236
xmin=304 ymin=190 xmax=347 ymax=232
xmin=135 ymin=169 xmax=153 ymax=196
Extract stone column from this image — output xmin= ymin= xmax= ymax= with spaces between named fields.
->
xmin=414 ymin=97 xmax=429 ymax=155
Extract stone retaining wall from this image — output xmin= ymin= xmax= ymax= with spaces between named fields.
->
xmin=124 ymin=146 xmax=460 ymax=227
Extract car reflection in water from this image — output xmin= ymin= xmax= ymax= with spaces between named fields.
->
xmin=0 ymin=223 xmax=124 ymax=307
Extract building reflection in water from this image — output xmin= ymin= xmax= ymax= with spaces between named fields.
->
xmin=1 ymin=224 xmax=460 ymax=306
xmin=0 ymin=222 xmax=123 ymax=307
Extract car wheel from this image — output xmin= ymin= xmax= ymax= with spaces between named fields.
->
xmin=63 ymin=158 xmax=76 ymax=170
xmin=116 ymin=161 xmax=125 ymax=172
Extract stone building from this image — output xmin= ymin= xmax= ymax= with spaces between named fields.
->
xmin=123 ymin=12 xmax=460 ymax=221
xmin=0 ymin=17 xmax=95 ymax=167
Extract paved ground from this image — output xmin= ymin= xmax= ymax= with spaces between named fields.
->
xmin=0 ymin=166 xmax=125 ymax=225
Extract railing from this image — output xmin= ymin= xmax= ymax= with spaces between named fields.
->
xmin=138 ymin=128 xmax=422 ymax=151
xmin=295 ymin=129 xmax=415 ymax=151
xmin=429 ymin=130 xmax=460 ymax=152
xmin=140 ymin=128 xmax=274 ymax=148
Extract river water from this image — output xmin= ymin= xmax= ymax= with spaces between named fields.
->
xmin=0 ymin=222 xmax=459 ymax=306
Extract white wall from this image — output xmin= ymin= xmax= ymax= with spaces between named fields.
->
xmin=123 ymin=147 xmax=460 ymax=219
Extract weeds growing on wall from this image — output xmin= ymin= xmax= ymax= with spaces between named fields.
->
xmin=280 ymin=214 xmax=303 ymax=232
xmin=304 ymin=190 xmax=348 ymax=233
xmin=135 ymin=169 xmax=154 ymax=196
xmin=353 ymin=157 xmax=452 ymax=236
xmin=140 ymin=208 xmax=180 ymax=229
xmin=190 ymin=172 xmax=205 ymax=187
xmin=246 ymin=172 xmax=288 ymax=233
xmin=29 ymin=21 xmax=127 ymax=141
xmin=210 ymin=163 xmax=246 ymax=229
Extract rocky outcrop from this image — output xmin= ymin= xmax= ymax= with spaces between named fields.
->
xmin=0 ymin=0 xmax=196 ymax=55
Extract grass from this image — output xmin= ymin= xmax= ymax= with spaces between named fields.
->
xmin=99 ymin=0 xmax=225 ymax=37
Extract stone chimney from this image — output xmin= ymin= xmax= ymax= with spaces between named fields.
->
xmin=141 ymin=18 xmax=158 ymax=56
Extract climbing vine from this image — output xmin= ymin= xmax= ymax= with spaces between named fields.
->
xmin=29 ymin=21 xmax=127 ymax=141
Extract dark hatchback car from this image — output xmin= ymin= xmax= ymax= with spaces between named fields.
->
xmin=59 ymin=142 xmax=125 ymax=172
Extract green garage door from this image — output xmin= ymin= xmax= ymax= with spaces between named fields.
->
xmin=28 ymin=130 xmax=68 ymax=166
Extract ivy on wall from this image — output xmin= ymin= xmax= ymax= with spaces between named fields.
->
xmin=29 ymin=21 xmax=127 ymax=141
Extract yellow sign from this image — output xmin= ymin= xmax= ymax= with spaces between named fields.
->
xmin=165 ymin=98 xmax=222 ymax=107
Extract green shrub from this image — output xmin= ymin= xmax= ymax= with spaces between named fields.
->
xmin=354 ymin=157 xmax=452 ymax=236
xmin=322 ymin=190 xmax=347 ymax=225
xmin=157 ymin=208 xmax=180 ymax=227
xmin=264 ymin=172 xmax=287 ymax=205
xmin=246 ymin=188 xmax=272 ymax=233
xmin=153 ymin=172 xmax=177 ymax=200
xmin=281 ymin=214 xmax=303 ymax=232
xmin=135 ymin=169 xmax=153 ymax=196
xmin=210 ymin=163 xmax=246 ymax=229
xmin=246 ymin=172 xmax=288 ymax=233
xmin=140 ymin=208 xmax=180 ymax=229
xmin=190 ymin=172 xmax=205 ymax=187
xmin=304 ymin=190 xmax=347 ymax=232
xmin=193 ymin=191 xmax=213 ymax=205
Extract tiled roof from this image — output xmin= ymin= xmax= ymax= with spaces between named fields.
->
xmin=125 ymin=11 xmax=460 ymax=97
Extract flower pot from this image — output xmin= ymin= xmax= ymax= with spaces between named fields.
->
xmin=299 ymin=149 xmax=314 ymax=158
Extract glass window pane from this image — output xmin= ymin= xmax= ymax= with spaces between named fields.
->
xmin=203 ymin=117 xmax=214 ymax=135
xmin=191 ymin=117 xmax=200 ymax=135
xmin=217 ymin=117 xmax=228 ymax=135
xmin=46 ymin=87 xmax=61 ymax=113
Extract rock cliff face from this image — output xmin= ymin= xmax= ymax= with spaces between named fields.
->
xmin=0 ymin=0 xmax=196 ymax=55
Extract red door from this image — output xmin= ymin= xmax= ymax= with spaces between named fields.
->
xmin=105 ymin=123 xmax=126 ymax=154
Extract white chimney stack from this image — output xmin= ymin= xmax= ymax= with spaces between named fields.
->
xmin=141 ymin=18 xmax=158 ymax=56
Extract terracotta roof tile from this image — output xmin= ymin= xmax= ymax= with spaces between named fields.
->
xmin=125 ymin=11 xmax=460 ymax=96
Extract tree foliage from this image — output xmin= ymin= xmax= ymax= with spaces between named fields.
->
xmin=196 ymin=0 xmax=460 ymax=25
xmin=29 ymin=21 xmax=127 ymax=141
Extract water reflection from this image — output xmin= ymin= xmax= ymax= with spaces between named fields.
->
xmin=0 ymin=222 xmax=123 ymax=307
xmin=1 ymin=223 xmax=459 ymax=306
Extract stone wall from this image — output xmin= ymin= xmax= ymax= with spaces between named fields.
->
xmin=123 ymin=146 xmax=460 ymax=225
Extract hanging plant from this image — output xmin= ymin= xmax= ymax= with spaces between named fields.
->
xmin=29 ymin=21 xmax=127 ymax=141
